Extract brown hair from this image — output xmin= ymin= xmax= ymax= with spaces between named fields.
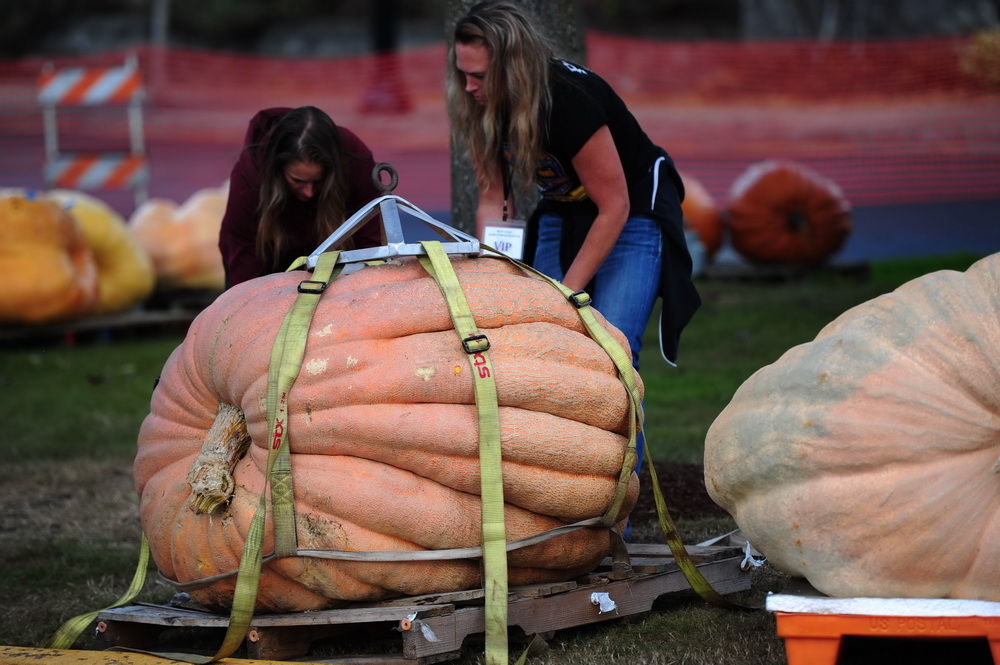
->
xmin=447 ymin=1 xmax=554 ymax=188
xmin=256 ymin=106 xmax=348 ymax=270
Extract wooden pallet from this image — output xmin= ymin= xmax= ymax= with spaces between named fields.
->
xmin=0 ymin=289 xmax=218 ymax=345
xmin=95 ymin=543 xmax=750 ymax=664
xmin=0 ymin=309 xmax=198 ymax=344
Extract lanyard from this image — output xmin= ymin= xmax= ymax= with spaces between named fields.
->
xmin=500 ymin=151 xmax=511 ymax=223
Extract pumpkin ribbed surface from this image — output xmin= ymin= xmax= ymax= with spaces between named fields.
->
xmin=704 ymin=253 xmax=1000 ymax=600
xmin=135 ymin=256 xmax=640 ymax=612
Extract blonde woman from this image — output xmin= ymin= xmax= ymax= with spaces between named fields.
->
xmin=219 ymin=106 xmax=382 ymax=288
xmin=448 ymin=1 xmax=701 ymax=481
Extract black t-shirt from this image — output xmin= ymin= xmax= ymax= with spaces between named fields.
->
xmin=526 ymin=59 xmax=665 ymax=211
xmin=512 ymin=60 xmax=699 ymax=366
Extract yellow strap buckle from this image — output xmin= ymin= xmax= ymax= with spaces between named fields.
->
xmin=568 ymin=289 xmax=592 ymax=308
xmin=462 ymin=333 xmax=490 ymax=354
xmin=297 ymin=279 xmax=327 ymax=294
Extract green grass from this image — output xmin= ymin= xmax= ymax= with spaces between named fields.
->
xmin=0 ymin=251 xmax=987 ymax=662
xmin=0 ymin=336 xmax=182 ymax=461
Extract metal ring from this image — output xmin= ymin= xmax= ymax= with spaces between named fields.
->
xmin=372 ymin=162 xmax=398 ymax=194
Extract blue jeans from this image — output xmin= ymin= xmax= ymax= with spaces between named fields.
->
xmin=533 ymin=213 xmax=662 ymax=476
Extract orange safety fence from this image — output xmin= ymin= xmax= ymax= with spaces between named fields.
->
xmin=0 ymin=31 xmax=997 ymax=215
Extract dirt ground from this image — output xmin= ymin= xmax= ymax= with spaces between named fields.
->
xmin=631 ymin=460 xmax=729 ymax=523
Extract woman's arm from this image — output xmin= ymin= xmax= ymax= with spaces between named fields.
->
xmin=218 ymin=156 xmax=267 ymax=288
xmin=561 ymin=125 xmax=630 ymax=292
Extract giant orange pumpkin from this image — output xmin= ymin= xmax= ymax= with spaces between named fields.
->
xmin=0 ymin=195 xmax=99 ymax=324
xmin=135 ymin=255 xmax=640 ymax=612
xmin=726 ymin=160 xmax=851 ymax=266
xmin=705 ymin=253 xmax=1000 ymax=600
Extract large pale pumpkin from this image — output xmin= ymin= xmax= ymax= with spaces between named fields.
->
xmin=130 ymin=185 xmax=227 ymax=291
xmin=46 ymin=189 xmax=155 ymax=315
xmin=135 ymin=256 xmax=640 ymax=612
xmin=0 ymin=195 xmax=99 ymax=324
xmin=704 ymin=253 xmax=1000 ymax=600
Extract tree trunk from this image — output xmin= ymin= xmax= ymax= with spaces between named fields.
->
xmin=445 ymin=0 xmax=583 ymax=236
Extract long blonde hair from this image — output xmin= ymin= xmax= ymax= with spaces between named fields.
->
xmin=256 ymin=106 xmax=348 ymax=270
xmin=447 ymin=1 xmax=554 ymax=187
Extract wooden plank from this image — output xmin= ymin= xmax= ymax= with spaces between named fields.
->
xmin=251 ymin=604 xmax=455 ymax=627
xmin=370 ymin=580 xmax=578 ymax=606
xmin=398 ymin=556 xmax=751 ymax=660
xmin=623 ymin=557 xmax=681 ymax=575
xmin=99 ymin=603 xmax=230 ymax=628
xmin=508 ymin=581 xmax=577 ymax=599
xmin=372 ymin=589 xmax=485 ymax=607
xmin=99 ymin=603 xmax=455 ymax=629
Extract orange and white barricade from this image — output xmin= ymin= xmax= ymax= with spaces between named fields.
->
xmin=38 ymin=54 xmax=148 ymax=207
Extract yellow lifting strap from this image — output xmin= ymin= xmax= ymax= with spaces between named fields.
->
xmin=204 ymin=250 xmax=344 ymax=662
xmin=42 ymin=534 xmax=152 ymax=649
xmin=417 ymin=242 xmax=509 ymax=665
xmin=268 ymin=252 xmax=345 ymax=557
xmin=644 ymin=444 xmax=741 ymax=608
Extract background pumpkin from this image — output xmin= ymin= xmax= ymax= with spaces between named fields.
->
xmin=46 ymin=189 xmax=155 ymax=315
xmin=0 ymin=194 xmax=99 ymax=324
xmin=130 ymin=184 xmax=227 ymax=292
xmin=135 ymin=256 xmax=640 ymax=612
xmin=679 ymin=171 xmax=724 ymax=260
xmin=704 ymin=253 xmax=1000 ymax=600
xmin=726 ymin=159 xmax=851 ymax=266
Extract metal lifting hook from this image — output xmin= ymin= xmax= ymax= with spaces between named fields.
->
xmin=372 ymin=162 xmax=399 ymax=195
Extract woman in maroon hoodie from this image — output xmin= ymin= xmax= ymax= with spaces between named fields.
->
xmin=218 ymin=106 xmax=383 ymax=288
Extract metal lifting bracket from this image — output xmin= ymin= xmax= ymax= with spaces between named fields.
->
xmin=306 ymin=163 xmax=482 ymax=275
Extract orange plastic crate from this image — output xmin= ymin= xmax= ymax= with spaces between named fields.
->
xmin=767 ymin=593 xmax=1000 ymax=665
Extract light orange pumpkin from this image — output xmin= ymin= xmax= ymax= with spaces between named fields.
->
xmin=726 ymin=160 xmax=851 ymax=266
xmin=704 ymin=253 xmax=1000 ymax=600
xmin=130 ymin=185 xmax=227 ymax=291
xmin=680 ymin=171 xmax=723 ymax=259
xmin=46 ymin=189 xmax=155 ymax=314
xmin=0 ymin=195 xmax=99 ymax=324
xmin=135 ymin=256 xmax=641 ymax=612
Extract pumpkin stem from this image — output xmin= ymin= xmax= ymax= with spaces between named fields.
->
xmin=787 ymin=210 xmax=810 ymax=233
xmin=186 ymin=402 xmax=251 ymax=514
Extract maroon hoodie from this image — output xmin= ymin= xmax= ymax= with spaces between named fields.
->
xmin=218 ymin=107 xmax=383 ymax=287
